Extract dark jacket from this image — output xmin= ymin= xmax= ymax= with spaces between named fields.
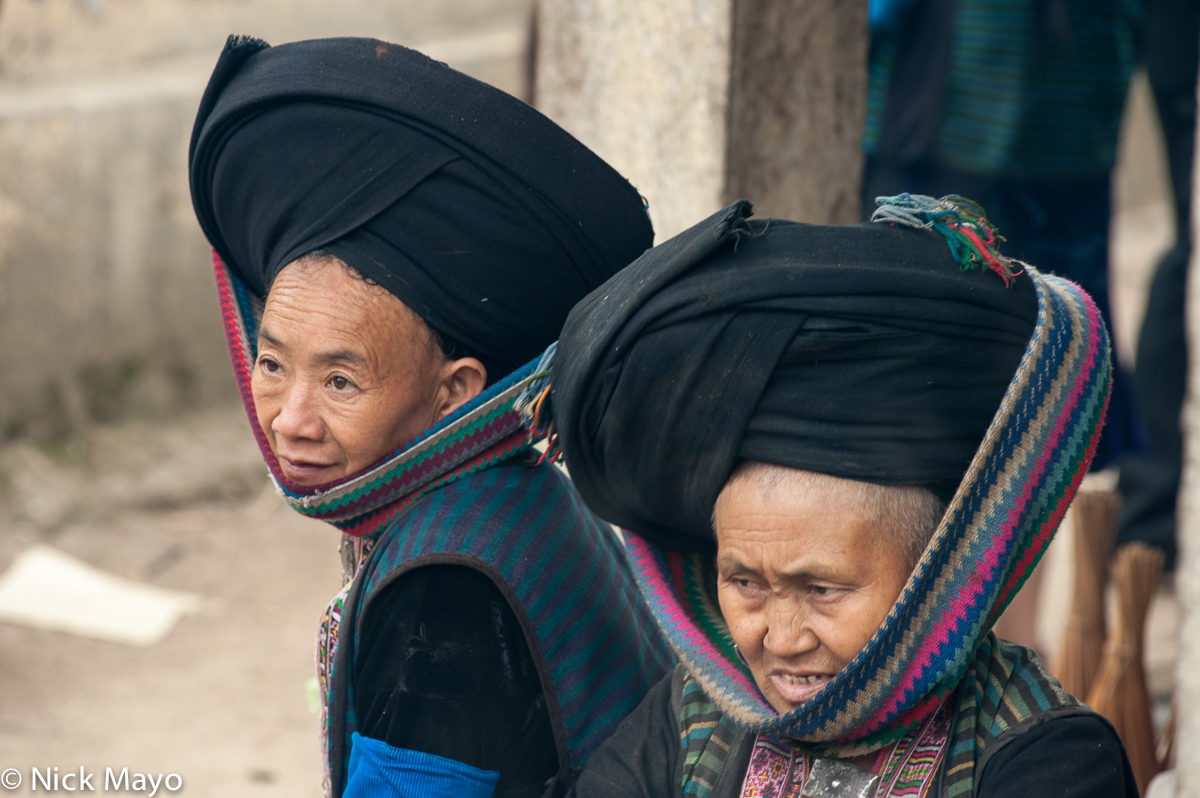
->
xmin=573 ymin=660 xmax=1137 ymax=798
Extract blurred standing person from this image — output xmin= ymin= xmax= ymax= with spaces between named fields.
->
xmin=863 ymin=0 xmax=1146 ymax=471
xmin=1117 ymin=0 xmax=1200 ymax=570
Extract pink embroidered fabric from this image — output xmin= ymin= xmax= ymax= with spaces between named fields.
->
xmin=739 ymin=699 xmax=953 ymax=798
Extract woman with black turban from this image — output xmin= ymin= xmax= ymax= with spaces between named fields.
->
xmin=188 ymin=36 xmax=671 ymax=798
xmin=542 ymin=197 xmax=1137 ymax=797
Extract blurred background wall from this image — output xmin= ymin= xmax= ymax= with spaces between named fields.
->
xmin=0 ymin=0 xmax=534 ymax=446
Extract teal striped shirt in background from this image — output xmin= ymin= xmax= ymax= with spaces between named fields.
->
xmin=865 ymin=0 xmax=1144 ymax=179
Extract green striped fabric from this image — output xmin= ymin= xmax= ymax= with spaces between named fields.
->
xmin=335 ymin=461 xmax=674 ymax=782
xmin=680 ymin=670 xmax=741 ymax=798
xmin=941 ymin=633 xmax=1083 ymax=797
xmin=865 ymin=0 xmax=1143 ymax=178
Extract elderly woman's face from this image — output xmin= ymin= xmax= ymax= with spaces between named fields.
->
xmin=714 ymin=476 xmax=913 ymax=715
xmin=252 ymin=259 xmax=476 ymax=486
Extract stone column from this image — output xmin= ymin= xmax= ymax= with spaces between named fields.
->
xmin=535 ymin=0 xmax=868 ymax=243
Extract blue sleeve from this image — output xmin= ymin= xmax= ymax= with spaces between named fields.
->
xmin=344 ymin=733 xmax=500 ymax=798
xmin=870 ymin=0 xmax=923 ymax=32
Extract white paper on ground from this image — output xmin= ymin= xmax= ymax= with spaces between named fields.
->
xmin=0 ymin=545 xmax=200 ymax=646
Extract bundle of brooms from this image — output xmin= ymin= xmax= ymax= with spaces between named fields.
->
xmin=1053 ymin=490 xmax=1119 ymax=700
xmin=1086 ymin=542 xmax=1165 ymax=795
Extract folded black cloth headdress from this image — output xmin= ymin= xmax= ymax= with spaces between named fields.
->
xmin=552 ymin=200 xmax=1038 ymax=552
xmin=189 ymin=35 xmax=653 ymax=379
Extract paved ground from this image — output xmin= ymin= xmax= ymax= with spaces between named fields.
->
xmin=0 ymin=407 xmax=341 ymax=796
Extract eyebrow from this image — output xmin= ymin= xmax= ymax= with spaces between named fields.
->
xmin=258 ymin=328 xmax=367 ymax=367
xmin=258 ymin=328 xmax=288 ymax=353
xmin=718 ymin=556 xmax=835 ymax=584
xmin=718 ymin=556 xmax=766 ymax=577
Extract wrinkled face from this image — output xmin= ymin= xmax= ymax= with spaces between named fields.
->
xmin=251 ymin=258 xmax=450 ymax=486
xmin=714 ymin=475 xmax=912 ymax=715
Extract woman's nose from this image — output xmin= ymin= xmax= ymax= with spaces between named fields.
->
xmin=272 ymin=382 xmax=325 ymax=442
xmin=763 ymin=599 xmax=819 ymax=658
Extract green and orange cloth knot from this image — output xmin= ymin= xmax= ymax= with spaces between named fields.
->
xmin=872 ymin=193 xmax=1023 ymax=287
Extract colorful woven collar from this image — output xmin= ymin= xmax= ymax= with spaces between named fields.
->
xmin=620 ymin=255 xmax=1111 ymax=754
xmin=212 ymin=250 xmax=549 ymax=540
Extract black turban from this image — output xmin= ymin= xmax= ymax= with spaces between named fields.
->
xmin=553 ymin=201 xmax=1038 ymax=552
xmin=189 ymin=36 xmax=653 ymax=379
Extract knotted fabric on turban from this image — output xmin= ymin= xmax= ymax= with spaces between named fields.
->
xmin=553 ymin=200 xmax=1038 ymax=552
xmin=189 ymin=36 xmax=653 ymax=379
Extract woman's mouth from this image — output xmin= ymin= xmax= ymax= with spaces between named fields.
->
xmin=278 ymin=456 xmax=337 ymax=482
xmin=770 ymin=671 xmax=835 ymax=705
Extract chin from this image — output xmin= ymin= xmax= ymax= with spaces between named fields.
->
xmin=282 ymin=472 xmax=330 ymax=487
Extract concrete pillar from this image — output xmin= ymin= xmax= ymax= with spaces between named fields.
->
xmin=535 ymin=0 xmax=868 ymax=243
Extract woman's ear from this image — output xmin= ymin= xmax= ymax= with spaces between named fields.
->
xmin=434 ymin=357 xmax=488 ymax=421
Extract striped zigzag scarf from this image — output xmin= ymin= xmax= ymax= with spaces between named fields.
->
xmin=623 ymin=243 xmax=1111 ymax=756
xmin=212 ymin=250 xmax=548 ymax=542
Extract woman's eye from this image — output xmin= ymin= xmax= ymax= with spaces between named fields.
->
xmin=260 ymin=358 xmax=280 ymax=374
xmin=732 ymin=577 xmax=760 ymax=591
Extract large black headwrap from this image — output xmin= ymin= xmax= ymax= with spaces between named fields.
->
xmin=553 ymin=202 xmax=1038 ymax=552
xmin=189 ymin=36 xmax=653 ymax=379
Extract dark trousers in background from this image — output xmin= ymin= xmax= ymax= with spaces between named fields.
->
xmin=1113 ymin=0 xmax=1200 ymax=571
xmin=1118 ymin=242 xmax=1186 ymax=570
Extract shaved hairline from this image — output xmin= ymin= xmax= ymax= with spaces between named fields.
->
xmin=272 ymin=249 xmax=449 ymax=360
xmin=713 ymin=461 xmax=947 ymax=570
